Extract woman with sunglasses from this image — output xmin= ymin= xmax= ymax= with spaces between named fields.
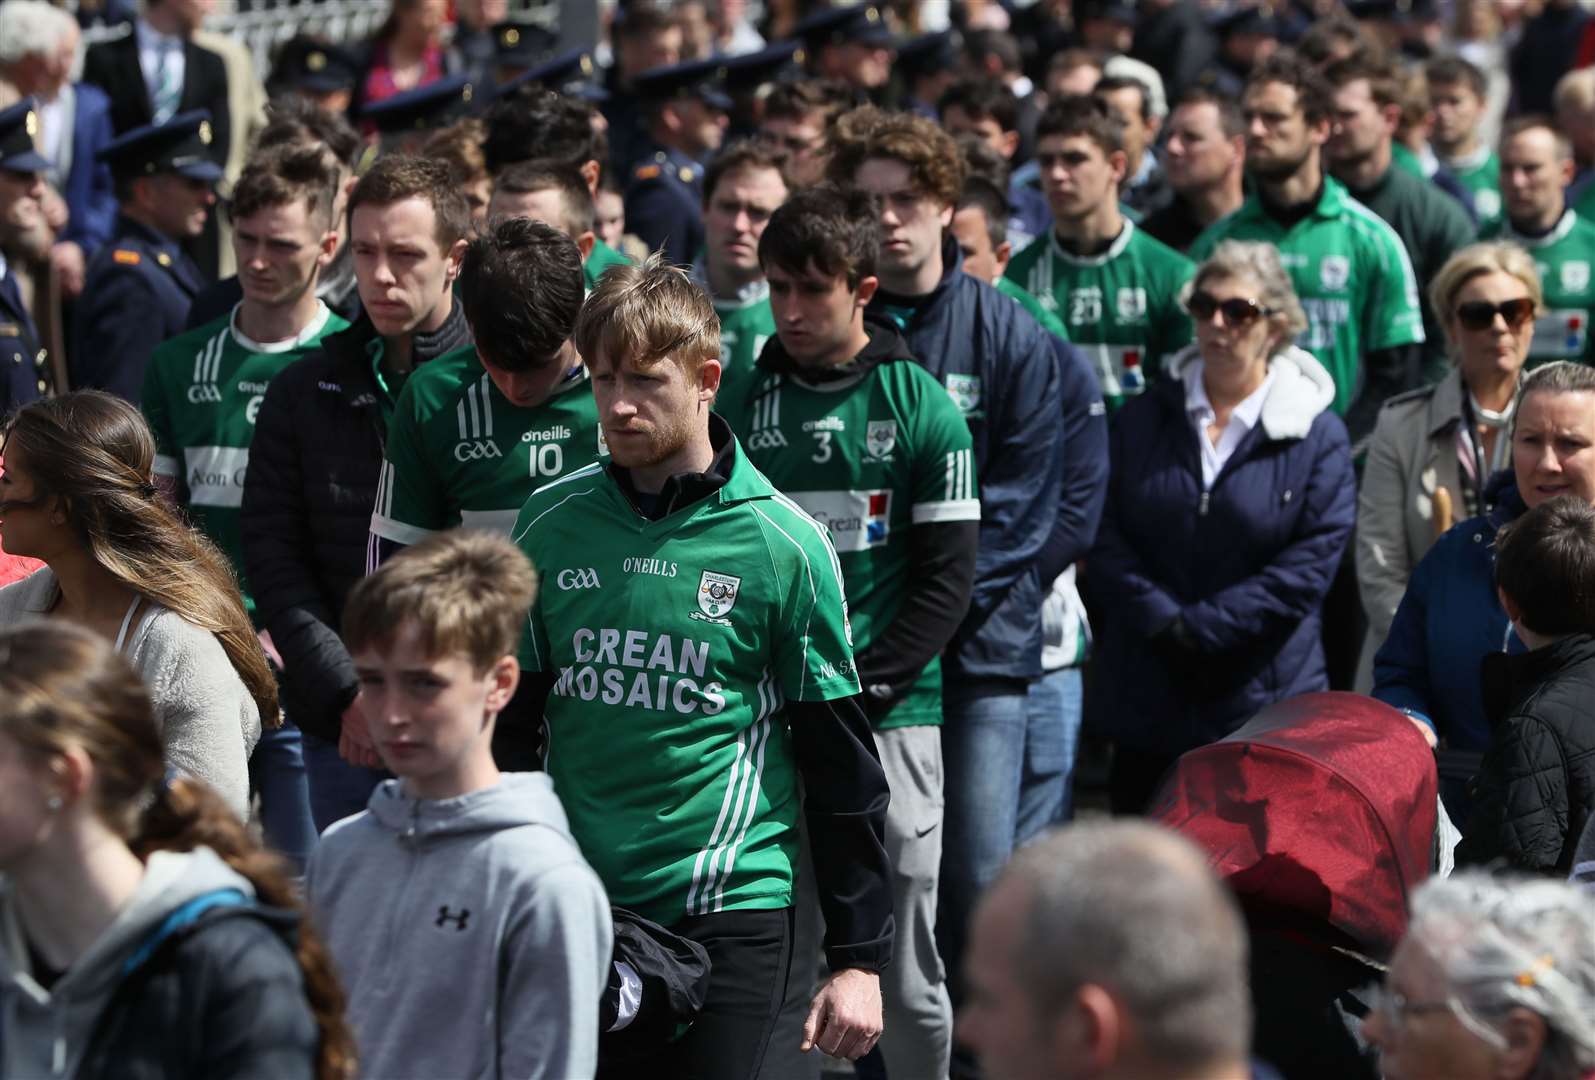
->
xmin=1374 ymin=360 xmax=1595 ymax=824
xmin=1087 ymin=240 xmax=1355 ymax=813
xmin=1357 ymin=244 xmax=1541 ymax=691
xmin=1362 ymin=872 xmax=1595 ymax=1080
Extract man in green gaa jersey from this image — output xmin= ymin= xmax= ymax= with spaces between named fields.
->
xmin=724 ymin=187 xmax=979 ymax=1080
xmin=480 ymin=86 xmax=630 ymax=291
xmin=143 ymin=143 xmax=350 ymax=866
xmin=513 ymin=259 xmax=893 ymax=1078
xmin=1191 ymin=52 xmax=1424 ymax=444
xmin=145 ymin=143 xmax=348 ymax=613
xmin=1428 ymin=55 xmax=1503 ymax=226
xmin=369 ymin=218 xmax=600 ymax=564
xmin=1480 ymin=117 xmax=1595 ymax=368
xmin=951 ymin=176 xmax=1073 ymax=342
xmin=486 ymin=160 xmax=598 ymax=269
xmin=691 ymin=138 xmax=785 ymax=406
xmin=1006 ymin=95 xmax=1194 ymax=405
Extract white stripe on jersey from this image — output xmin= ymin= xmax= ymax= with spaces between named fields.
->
xmin=709 ymin=712 xmax=776 ymax=912
xmin=688 ymin=669 xmax=778 ymax=914
xmin=687 ymin=702 xmax=754 ymax=914
xmin=480 ymin=376 xmax=494 ymax=438
xmin=456 ymin=399 xmax=469 ymax=441
xmin=508 ymin=476 xmax=604 ymax=544
xmin=768 ymin=490 xmax=847 ymax=597
xmin=750 ymin=503 xmax=823 ymax=700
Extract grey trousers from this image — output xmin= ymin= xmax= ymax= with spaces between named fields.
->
xmin=760 ymin=724 xmax=953 ymax=1080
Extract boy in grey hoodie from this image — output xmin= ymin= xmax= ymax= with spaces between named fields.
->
xmin=306 ymin=531 xmax=611 ymax=1080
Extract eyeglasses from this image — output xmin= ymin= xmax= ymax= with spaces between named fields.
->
xmin=1186 ymin=291 xmax=1276 ymax=327
xmin=1365 ymin=984 xmax=1458 ymax=1027
xmin=1455 ymin=298 xmax=1536 ymax=332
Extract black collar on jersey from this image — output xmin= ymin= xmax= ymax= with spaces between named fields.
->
xmin=411 ymin=300 xmax=472 ymax=363
xmin=609 ymin=412 xmax=736 ymax=521
xmin=1257 ymin=177 xmax=1325 ymax=230
xmin=754 ymin=316 xmax=913 ymax=383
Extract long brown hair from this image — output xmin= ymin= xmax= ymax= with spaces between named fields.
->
xmin=3 ymin=392 xmax=278 ymax=721
xmin=0 ymin=619 xmax=355 ymax=1080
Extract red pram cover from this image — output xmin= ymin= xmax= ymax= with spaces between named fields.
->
xmin=1151 ymin=692 xmax=1438 ymax=959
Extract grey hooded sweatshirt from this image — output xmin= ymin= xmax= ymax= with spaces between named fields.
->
xmin=306 ymin=772 xmax=612 ymax=1080
xmin=0 ymin=847 xmax=264 ymax=1079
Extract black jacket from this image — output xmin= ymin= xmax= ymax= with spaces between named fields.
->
xmin=240 ymin=307 xmax=470 ymax=742
xmin=80 ymin=29 xmax=231 ymax=168
xmin=76 ymin=905 xmax=318 ymax=1080
xmin=1456 ymin=634 xmax=1595 ymax=875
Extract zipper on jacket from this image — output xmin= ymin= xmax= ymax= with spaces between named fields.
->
xmin=1198 ymin=490 xmax=1210 ymax=517
xmin=52 ymin=1011 xmax=65 ymax=1075
xmin=378 ymin=799 xmax=423 ymax=995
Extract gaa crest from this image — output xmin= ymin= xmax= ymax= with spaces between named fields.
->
xmin=698 ymin=571 xmax=742 ymax=618
xmin=944 ymin=373 xmax=982 ymax=415
xmin=866 ymin=420 xmax=897 ymax=460
xmin=1562 ymin=260 xmax=1590 ymax=293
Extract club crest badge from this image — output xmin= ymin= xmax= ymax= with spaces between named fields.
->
xmin=1319 ymin=255 xmax=1350 ymax=291
xmin=944 ymin=373 xmax=982 ymax=415
xmin=1562 ymin=260 xmax=1590 ymax=293
xmin=698 ymin=571 xmax=742 ymax=618
xmin=866 ymin=419 xmax=897 ymax=460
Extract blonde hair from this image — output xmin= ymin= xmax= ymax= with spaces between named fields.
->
xmin=343 ymin=529 xmax=538 ymax=674
xmin=1428 ymin=242 xmax=1543 ymax=340
xmin=1554 ymin=67 xmax=1595 ymax=117
xmin=574 ymin=252 xmax=720 ymax=375
xmin=1183 ymin=241 xmax=1309 ymax=348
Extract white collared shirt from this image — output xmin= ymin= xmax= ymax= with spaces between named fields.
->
xmin=135 ymin=19 xmax=186 ymax=107
xmin=1183 ymin=359 xmax=1275 ymax=490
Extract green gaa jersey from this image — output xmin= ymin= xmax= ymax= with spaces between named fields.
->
xmin=713 ymin=284 xmax=774 ymax=410
xmin=1191 ymin=176 xmax=1425 ymax=416
xmin=584 ymin=237 xmax=631 ymax=292
xmin=1005 ymin=221 xmax=1193 ymax=404
xmin=1480 ymin=210 xmax=1595 ymax=365
xmin=995 ymin=275 xmax=1070 ymax=342
xmin=513 ymin=446 xmax=860 ymax=922
xmin=370 ymin=345 xmax=602 ymax=548
xmin=1442 ymin=146 xmax=1502 ymax=225
xmin=720 ymin=351 xmax=979 ymax=730
xmin=144 ymin=303 xmax=349 ymax=616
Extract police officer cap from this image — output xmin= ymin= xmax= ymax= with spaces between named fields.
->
xmin=793 ymin=5 xmax=896 ymax=51
xmin=719 ymin=41 xmax=804 ymax=94
xmin=632 ymin=57 xmax=733 ymax=112
xmin=491 ymin=21 xmax=559 ymax=66
xmin=1213 ymin=5 xmax=1284 ymax=38
xmin=1076 ymin=0 xmax=1139 ymax=25
xmin=496 ymin=46 xmax=605 ymax=102
xmin=896 ymin=30 xmax=960 ymax=78
xmin=96 ymin=110 xmax=223 ymax=183
xmin=1345 ymin=0 xmax=1437 ymax=20
xmin=361 ymin=73 xmax=476 ymax=134
xmin=0 ymin=99 xmax=50 ymax=175
xmin=273 ymin=36 xmax=359 ymax=93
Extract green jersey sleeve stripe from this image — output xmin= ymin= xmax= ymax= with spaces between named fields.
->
xmin=154 ymin=454 xmax=180 ymax=478
xmin=767 ymin=489 xmax=848 ymax=594
xmin=701 ymin=714 xmax=775 ymax=914
xmin=749 ymin=504 xmax=822 ymax=699
xmin=370 ymin=513 xmax=437 ymax=546
xmin=457 ymin=508 xmax=522 ymax=535
xmin=510 ymin=482 xmax=603 ymax=545
xmin=525 ymin=460 xmax=606 ymax=502
xmin=911 ymin=499 xmax=983 ymax=524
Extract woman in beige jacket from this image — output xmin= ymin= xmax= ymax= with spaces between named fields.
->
xmin=1356 ymin=243 xmax=1541 ymax=688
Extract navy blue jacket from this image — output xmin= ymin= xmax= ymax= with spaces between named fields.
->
xmin=73 ymin=214 xmax=206 ymax=403
xmin=870 ymin=237 xmax=1067 ymax=681
xmin=623 ymin=144 xmax=704 ymax=267
xmin=1087 ymin=346 xmax=1355 ymax=755
xmin=0 ymin=269 xmax=51 ymax=415
xmin=60 ymin=83 xmax=118 ymax=256
xmin=1373 ymin=469 xmax=1527 ymax=752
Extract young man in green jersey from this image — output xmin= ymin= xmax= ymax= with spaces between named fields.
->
xmin=512 ymin=257 xmax=893 ymax=1079
xmin=1428 ymin=55 xmax=1502 ymax=225
xmin=1191 ymin=51 xmax=1424 ymax=446
xmin=950 ymin=170 xmax=1073 ymax=343
xmin=1006 ymin=94 xmax=1195 ymax=405
xmin=368 ymin=217 xmax=600 ymax=564
xmin=143 ymin=141 xmax=349 ymax=866
xmin=1481 ymin=116 xmax=1595 ymax=368
xmin=1324 ymin=51 xmax=1476 ymax=383
xmin=485 ymin=160 xmax=597 ymax=262
xmin=691 ymin=138 xmax=785 ymax=407
xmin=725 ymin=185 xmax=979 ymax=1080
xmin=480 ymin=86 xmax=630 ymax=290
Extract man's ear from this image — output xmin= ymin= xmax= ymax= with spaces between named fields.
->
xmin=1498 ymin=586 xmax=1525 ymax=628
xmin=994 ymin=240 xmax=1012 ymax=279
xmin=700 ymin=356 xmax=723 ymax=401
xmin=576 ymin=229 xmax=597 ymax=262
xmin=1380 ymin=102 xmax=1402 ymax=138
xmin=1308 ymin=115 xmax=1333 ymax=147
xmin=580 ymin=159 xmax=602 ymax=198
xmin=1000 ymin=129 xmax=1021 ymax=161
xmin=485 ymin=654 xmax=519 ymax=712
xmin=317 ymin=227 xmax=339 ymax=268
xmin=1109 ymin=148 xmax=1130 ymax=186
xmin=445 ymin=237 xmax=468 ymax=281
xmin=855 ymin=274 xmax=879 ymax=308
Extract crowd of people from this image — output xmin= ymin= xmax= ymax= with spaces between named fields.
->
xmin=0 ymin=0 xmax=1594 ymax=1078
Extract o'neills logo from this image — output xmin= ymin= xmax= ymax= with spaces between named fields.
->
xmin=623 ymin=557 xmax=678 ymax=577
xmin=521 ymin=425 xmax=573 ymax=442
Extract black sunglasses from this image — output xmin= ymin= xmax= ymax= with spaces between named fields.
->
xmin=1455 ymin=298 xmax=1536 ymax=332
xmin=1187 ymin=291 xmax=1276 ymax=327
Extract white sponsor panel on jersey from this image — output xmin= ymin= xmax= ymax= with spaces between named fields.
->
xmin=183 ymin=445 xmax=250 ymax=508
xmin=782 ymin=489 xmax=892 ymax=552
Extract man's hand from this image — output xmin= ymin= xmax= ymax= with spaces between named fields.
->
xmin=339 ymin=694 xmax=385 ymax=769
xmin=800 ymin=967 xmax=882 ymax=1061
xmin=50 ymin=241 xmax=85 ymax=298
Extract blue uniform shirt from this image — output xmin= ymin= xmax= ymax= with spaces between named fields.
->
xmin=624 ymin=143 xmax=705 ymax=266
xmin=74 ymin=214 xmax=206 ymax=403
xmin=0 ymin=263 xmax=50 ymax=415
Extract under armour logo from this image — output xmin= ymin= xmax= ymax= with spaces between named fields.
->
xmin=435 ymin=906 xmax=471 ymax=930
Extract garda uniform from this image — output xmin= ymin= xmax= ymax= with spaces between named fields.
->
xmin=74 ymin=110 xmax=220 ymax=403
xmin=0 ymin=100 xmax=53 ymax=412
xmin=624 ymin=58 xmax=732 ymax=266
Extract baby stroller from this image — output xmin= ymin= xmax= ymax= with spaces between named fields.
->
xmin=1151 ymin=692 xmax=1438 ymax=1080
